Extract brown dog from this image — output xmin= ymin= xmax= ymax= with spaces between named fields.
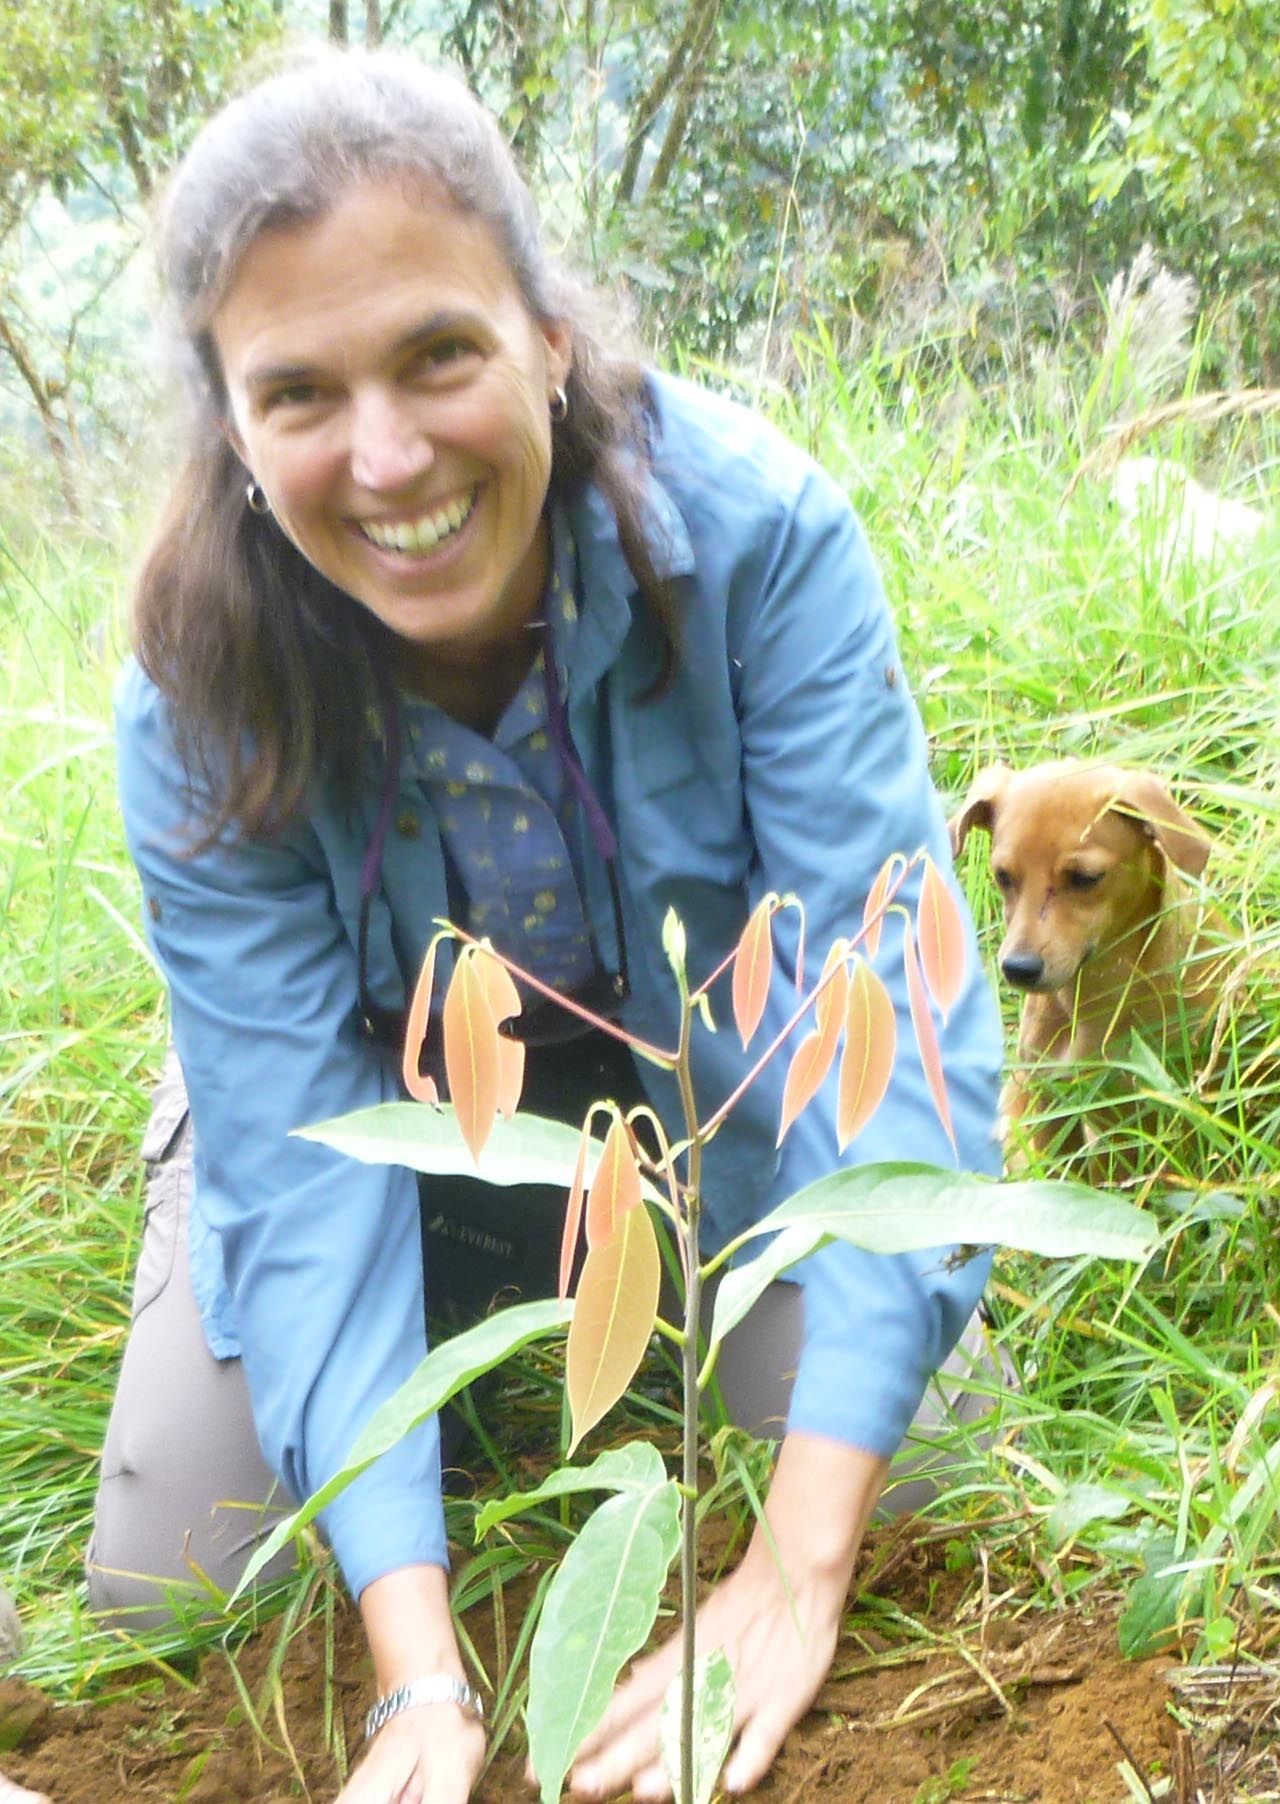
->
xmin=950 ymin=759 xmax=1231 ymax=1160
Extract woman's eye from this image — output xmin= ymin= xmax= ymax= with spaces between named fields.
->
xmin=264 ymin=383 xmax=320 ymax=411
xmin=418 ymin=337 xmax=477 ymax=373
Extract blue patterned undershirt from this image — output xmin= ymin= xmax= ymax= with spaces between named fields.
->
xmin=398 ymin=512 xmax=598 ymax=998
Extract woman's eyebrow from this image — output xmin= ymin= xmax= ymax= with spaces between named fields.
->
xmin=242 ymin=311 xmax=484 ymax=392
xmin=243 ymin=359 xmax=318 ymax=393
xmin=394 ymin=309 xmax=485 ymax=353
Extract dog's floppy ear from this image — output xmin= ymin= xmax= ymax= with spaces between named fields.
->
xmin=1108 ymin=771 xmax=1213 ymax=876
xmin=949 ymin=763 xmax=1012 ymax=858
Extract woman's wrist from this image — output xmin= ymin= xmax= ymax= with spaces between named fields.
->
xmin=748 ymin=1431 xmax=889 ymax=1585
xmin=360 ymin=1562 xmax=467 ymax=1694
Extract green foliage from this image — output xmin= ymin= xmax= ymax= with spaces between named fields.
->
xmin=1091 ymin=0 xmax=1280 ymax=368
xmin=526 ymin=1476 xmax=682 ymax=1804
xmin=658 ymin=1648 xmax=734 ymax=1804
xmin=0 ymin=0 xmax=280 ymax=218
xmin=1102 ymin=0 xmax=1280 ymax=243
xmin=0 ymin=0 xmax=280 ymax=518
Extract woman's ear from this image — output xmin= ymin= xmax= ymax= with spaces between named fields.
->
xmin=216 ymin=412 xmax=250 ymax=468
xmin=542 ymin=318 xmax=573 ymax=393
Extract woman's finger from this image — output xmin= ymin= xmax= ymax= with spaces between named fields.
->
xmin=570 ymin=1709 xmax=664 ymax=1800
xmin=570 ymin=1639 xmax=680 ymax=1765
xmin=721 ymin=1689 xmax=800 ymax=1794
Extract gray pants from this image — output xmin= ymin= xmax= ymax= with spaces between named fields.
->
xmin=88 ymin=1054 xmax=1010 ymax=1627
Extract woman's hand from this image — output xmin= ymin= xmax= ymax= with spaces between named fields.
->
xmin=564 ymin=1434 xmax=887 ymax=1801
xmin=341 ymin=1564 xmax=485 ymax=1804
xmin=335 ymin=1703 xmax=485 ymax=1804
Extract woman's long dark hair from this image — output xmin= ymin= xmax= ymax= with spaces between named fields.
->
xmin=135 ymin=46 xmax=678 ymax=844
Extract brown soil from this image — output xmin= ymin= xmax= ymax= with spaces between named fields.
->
xmin=4 ymin=1520 xmax=1214 ymax=1804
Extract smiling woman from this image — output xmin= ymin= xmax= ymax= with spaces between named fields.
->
xmin=214 ymin=183 xmax=571 ymax=726
xmin=69 ymin=40 xmax=1007 ymax=1804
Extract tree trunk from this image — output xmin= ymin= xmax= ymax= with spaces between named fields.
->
xmin=613 ymin=0 xmax=720 ymax=210
xmin=647 ymin=0 xmax=720 ymax=196
xmin=365 ymin=0 xmax=382 ymax=44
xmin=329 ymin=0 xmax=348 ymax=43
xmin=0 ymin=309 xmax=83 ymax=521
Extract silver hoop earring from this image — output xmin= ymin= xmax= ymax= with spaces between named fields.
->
xmin=245 ymin=480 xmax=271 ymax=515
xmin=549 ymin=386 xmax=568 ymax=424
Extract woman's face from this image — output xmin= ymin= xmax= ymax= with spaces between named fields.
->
xmin=214 ymin=180 xmax=571 ymax=678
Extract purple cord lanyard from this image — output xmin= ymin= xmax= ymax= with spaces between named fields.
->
xmin=356 ymin=614 xmax=628 ymax=1048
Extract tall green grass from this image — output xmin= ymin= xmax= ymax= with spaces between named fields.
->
xmin=1 ymin=334 xmax=1276 ymax=1706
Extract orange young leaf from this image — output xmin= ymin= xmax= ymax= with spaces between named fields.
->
xmin=566 ymin=1202 xmax=661 ymax=1455
xmin=558 ymin=1117 xmax=593 ymax=1300
xmin=494 ymin=1037 xmax=525 ymax=1120
xmin=814 ymin=938 xmax=850 ymax=1039
xmin=903 ymin=920 xmax=956 ymax=1155
xmin=862 ymin=853 xmax=902 ymax=961
xmin=585 ymin=1112 xmax=643 ymax=1248
xmin=400 ymin=937 xmax=440 ymax=1105
xmin=442 ymin=947 xmax=501 ymax=1163
xmin=837 ymin=955 xmax=897 ymax=1149
xmin=732 ymin=896 xmax=776 ymax=1049
xmin=917 ymin=855 xmax=967 ymax=1022
xmin=473 ymin=945 xmax=525 ymax=1117
xmin=777 ymin=943 xmax=847 ymax=1144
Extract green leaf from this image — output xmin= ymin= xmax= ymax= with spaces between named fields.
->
xmin=528 ymin=1480 xmax=681 ymax=1804
xmin=1046 ymin=1483 xmax=1133 ymax=1547
xmin=709 ymin=1164 xmax=1154 ymax=1352
xmin=737 ymin=1162 xmax=1157 ymax=1263
xmin=658 ymin=1648 xmax=736 ymax=1804
xmin=1120 ymin=1031 xmax=1178 ymax=1094
xmin=295 ymin=1102 xmax=664 ymax=1202
xmin=662 ymin=907 xmax=688 ymax=986
xmin=233 ymin=1297 xmax=570 ymax=1596
xmin=474 ymin=1442 xmax=669 ymax=1538
xmin=710 ymin=1227 xmax=821 ymax=1345
xmin=1117 ymin=1538 xmax=1186 ymax=1658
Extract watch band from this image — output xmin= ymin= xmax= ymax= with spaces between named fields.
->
xmin=364 ymin=1673 xmax=485 ymax=1742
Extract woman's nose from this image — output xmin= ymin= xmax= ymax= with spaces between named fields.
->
xmin=348 ymin=388 xmax=433 ymax=492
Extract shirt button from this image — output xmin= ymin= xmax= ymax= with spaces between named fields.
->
xmin=395 ymin=811 xmax=421 ymax=840
xmin=147 ymin=895 xmax=163 ymax=923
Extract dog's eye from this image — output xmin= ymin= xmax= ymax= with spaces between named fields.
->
xmin=1065 ymin=868 xmax=1105 ymax=891
xmin=992 ymin=867 xmax=1016 ymax=894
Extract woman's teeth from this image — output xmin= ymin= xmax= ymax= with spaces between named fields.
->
xmin=360 ymin=490 xmax=476 ymax=553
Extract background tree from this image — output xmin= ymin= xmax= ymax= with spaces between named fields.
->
xmin=1092 ymin=0 xmax=1280 ymax=380
xmin=4 ymin=0 xmax=1277 ymax=517
xmin=0 ymin=0 xmax=279 ymax=515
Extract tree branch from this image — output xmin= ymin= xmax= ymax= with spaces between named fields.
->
xmin=614 ymin=0 xmax=718 ymax=209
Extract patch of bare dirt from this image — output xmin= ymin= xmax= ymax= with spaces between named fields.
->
xmin=5 ymin=1524 xmax=1270 ymax=1804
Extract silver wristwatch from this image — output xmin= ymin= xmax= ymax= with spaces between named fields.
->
xmin=364 ymin=1673 xmax=485 ymax=1742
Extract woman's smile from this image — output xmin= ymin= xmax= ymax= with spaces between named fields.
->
xmin=355 ymin=485 xmax=480 ymax=556
xmin=213 ymin=180 xmax=571 ymax=694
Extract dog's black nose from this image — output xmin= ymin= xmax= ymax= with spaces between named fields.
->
xmin=1001 ymin=952 xmax=1045 ymax=990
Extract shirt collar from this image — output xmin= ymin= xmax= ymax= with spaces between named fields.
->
xmin=560 ymin=464 xmax=694 ymax=706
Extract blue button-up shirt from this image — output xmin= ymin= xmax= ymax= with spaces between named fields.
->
xmin=116 ymin=371 xmax=1003 ymax=1599
xmin=403 ymin=513 xmax=598 ymax=1002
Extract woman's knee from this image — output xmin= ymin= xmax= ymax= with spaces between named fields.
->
xmin=89 ymin=1051 xmax=297 ymax=1628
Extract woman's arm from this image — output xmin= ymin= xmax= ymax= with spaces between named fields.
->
xmin=726 ymin=453 xmax=1004 ymax=1453
xmin=573 ymin=406 xmax=1003 ymax=1796
xmin=115 ymin=662 xmax=447 ymax=1601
